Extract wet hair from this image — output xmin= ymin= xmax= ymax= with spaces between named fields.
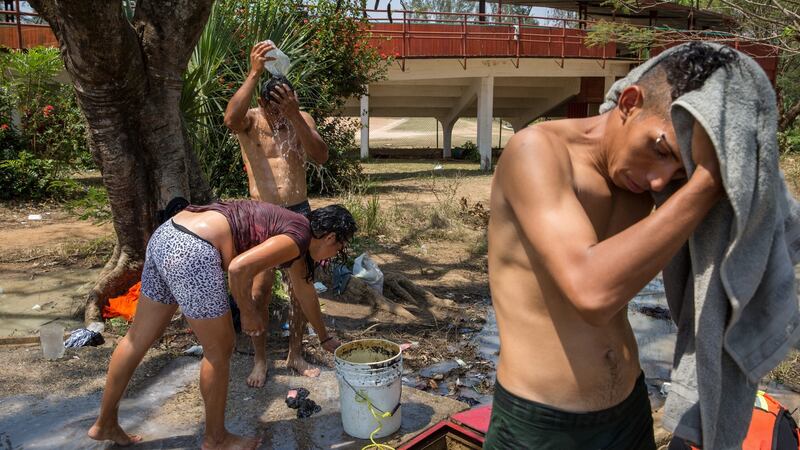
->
xmin=636 ymin=42 xmax=738 ymax=118
xmin=303 ymin=205 xmax=358 ymax=282
xmin=259 ymin=75 xmax=295 ymax=103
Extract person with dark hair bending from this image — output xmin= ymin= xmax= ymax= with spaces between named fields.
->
xmin=484 ymin=42 xmax=737 ymax=449
xmin=87 ymin=202 xmax=355 ymax=450
xmin=223 ymin=42 xmax=330 ymax=386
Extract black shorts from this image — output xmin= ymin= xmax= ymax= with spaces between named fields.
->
xmin=287 ymin=199 xmax=311 ymax=217
xmin=484 ymin=373 xmax=656 ymax=450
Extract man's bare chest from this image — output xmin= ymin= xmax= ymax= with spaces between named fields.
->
xmin=574 ymin=181 xmax=650 ymax=240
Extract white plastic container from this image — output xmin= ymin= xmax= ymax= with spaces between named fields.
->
xmin=334 ymin=339 xmax=403 ymax=439
xmin=40 ymin=323 xmax=65 ymax=360
xmin=261 ymin=40 xmax=290 ymax=76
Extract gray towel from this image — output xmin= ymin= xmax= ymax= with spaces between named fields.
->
xmin=601 ymin=43 xmax=800 ymax=449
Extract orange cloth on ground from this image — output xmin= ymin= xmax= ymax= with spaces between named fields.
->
xmin=102 ymin=281 xmax=141 ymax=321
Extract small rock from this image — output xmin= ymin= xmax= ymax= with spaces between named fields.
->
xmin=28 ymin=214 xmax=42 ymax=221
xmin=31 ymin=304 xmax=42 ymax=311
xmin=183 ymin=345 xmax=203 ymax=356
xmin=660 ymin=382 xmax=671 ymax=397
xmin=419 ymin=360 xmax=461 ymax=379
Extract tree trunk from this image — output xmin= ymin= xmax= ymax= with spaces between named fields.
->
xmin=29 ymin=0 xmax=214 ymax=322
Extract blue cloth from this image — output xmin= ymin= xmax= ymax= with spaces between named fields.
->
xmin=64 ymin=328 xmax=104 ymax=348
xmin=332 ymin=264 xmax=352 ymax=295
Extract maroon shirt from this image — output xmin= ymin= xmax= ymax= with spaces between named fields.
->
xmin=185 ymin=200 xmax=311 ymax=268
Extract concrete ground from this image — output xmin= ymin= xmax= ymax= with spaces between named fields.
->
xmin=0 ymin=348 xmax=466 ymax=450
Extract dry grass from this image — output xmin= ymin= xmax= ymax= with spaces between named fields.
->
xmin=781 ymin=153 xmax=800 ymax=197
xmin=768 ymin=350 xmax=800 ymax=391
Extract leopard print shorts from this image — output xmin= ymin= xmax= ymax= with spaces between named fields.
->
xmin=141 ymin=220 xmax=230 ymax=320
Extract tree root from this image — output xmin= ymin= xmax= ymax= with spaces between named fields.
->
xmin=318 ymin=269 xmax=456 ymax=322
xmin=84 ymin=245 xmax=142 ymax=323
xmin=384 ymin=272 xmax=458 ymax=310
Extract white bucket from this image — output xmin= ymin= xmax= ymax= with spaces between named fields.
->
xmin=334 ymin=339 xmax=403 ymax=439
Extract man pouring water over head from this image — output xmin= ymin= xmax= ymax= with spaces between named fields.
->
xmin=224 ymin=41 xmax=331 ymax=387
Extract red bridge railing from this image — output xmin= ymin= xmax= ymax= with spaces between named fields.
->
xmin=0 ymin=1 xmax=58 ymax=49
xmin=0 ymin=4 xmax=778 ymax=82
xmin=364 ymin=9 xmax=778 ymax=80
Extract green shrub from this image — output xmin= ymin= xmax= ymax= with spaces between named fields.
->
xmin=461 ymin=140 xmax=480 ymax=163
xmin=779 ymin=128 xmax=800 ymax=154
xmin=1 ymin=48 xmax=91 ymax=172
xmin=65 ymin=186 xmax=112 ymax=222
xmin=307 ymin=118 xmax=363 ymax=195
xmin=0 ymin=151 xmax=83 ymax=200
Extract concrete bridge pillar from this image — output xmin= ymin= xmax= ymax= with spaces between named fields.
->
xmin=440 ymin=118 xmax=456 ymax=159
xmin=360 ymin=87 xmax=369 ymax=160
xmin=477 ymin=76 xmax=494 ymax=171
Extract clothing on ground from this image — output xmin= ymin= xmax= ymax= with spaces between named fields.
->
xmin=483 ymin=373 xmax=656 ymax=450
xmin=600 ymin=42 xmax=800 ymax=449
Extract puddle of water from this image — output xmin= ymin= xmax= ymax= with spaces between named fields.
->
xmin=0 ymin=357 xmax=200 ymax=449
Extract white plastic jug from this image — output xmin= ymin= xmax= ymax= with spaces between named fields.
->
xmin=261 ymin=40 xmax=290 ymax=76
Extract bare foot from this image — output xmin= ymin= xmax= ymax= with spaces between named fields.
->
xmin=201 ymin=432 xmax=261 ymax=450
xmin=247 ymin=359 xmax=268 ymax=388
xmin=87 ymin=422 xmax=142 ymax=446
xmin=287 ymin=353 xmax=321 ymax=378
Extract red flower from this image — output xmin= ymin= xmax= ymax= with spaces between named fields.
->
xmin=0 ymin=124 xmax=8 ymax=131
xmin=42 ymin=105 xmax=54 ymax=117
xmin=394 ymin=51 xmax=401 ymax=57
xmin=380 ymin=52 xmax=387 ymax=59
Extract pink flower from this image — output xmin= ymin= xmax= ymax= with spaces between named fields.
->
xmin=42 ymin=105 xmax=54 ymax=117
xmin=0 ymin=124 xmax=8 ymax=131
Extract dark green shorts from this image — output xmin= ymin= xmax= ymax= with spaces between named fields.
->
xmin=484 ymin=373 xmax=656 ymax=450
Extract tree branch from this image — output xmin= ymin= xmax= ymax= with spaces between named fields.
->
xmin=133 ymin=0 xmax=215 ymax=78
xmin=27 ymin=0 xmax=146 ymax=96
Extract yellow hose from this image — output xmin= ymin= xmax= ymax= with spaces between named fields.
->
xmin=356 ymin=391 xmax=396 ymax=450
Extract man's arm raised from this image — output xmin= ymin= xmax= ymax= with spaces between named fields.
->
xmin=223 ymin=42 xmax=275 ymax=133
xmin=499 ymin=123 xmax=722 ymax=326
xmin=268 ymin=84 xmax=329 ymax=164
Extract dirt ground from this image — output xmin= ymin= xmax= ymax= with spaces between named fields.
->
xmin=0 ymin=160 xmax=493 ymax=398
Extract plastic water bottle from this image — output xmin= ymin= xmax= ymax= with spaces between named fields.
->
xmin=262 ymin=40 xmax=290 ymax=76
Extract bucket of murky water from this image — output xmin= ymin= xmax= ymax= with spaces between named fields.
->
xmin=334 ymin=339 xmax=402 ymax=439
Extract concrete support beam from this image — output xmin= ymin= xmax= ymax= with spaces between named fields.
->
xmin=509 ymin=81 xmax=581 ymax=131
xmin=477 ymin=76 xmax=494 ymax=171
xmin=441 ymin=119 xmax=455 ymax=159
xmin=444 ymin=79 xmax=481 ymax=126
xmin=360 ymin=88 xmax=369 ymax=160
